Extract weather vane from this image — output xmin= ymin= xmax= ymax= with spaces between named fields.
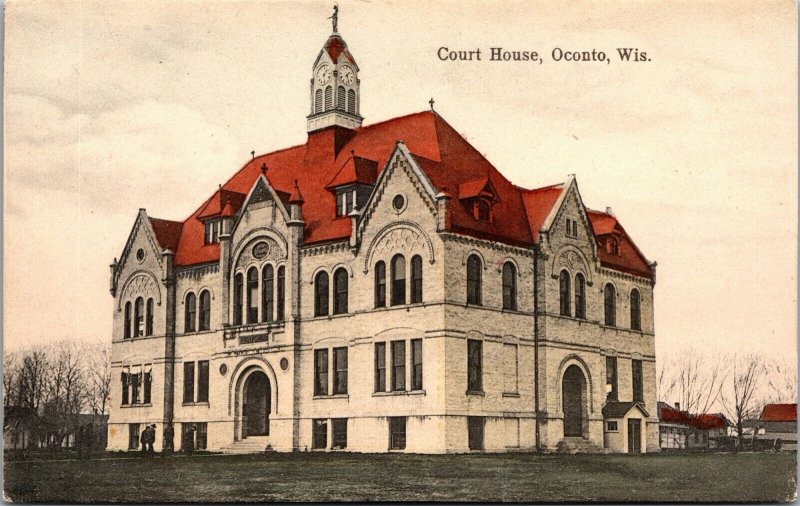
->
xmin=328 ymin=4 xmax=338 ymax=33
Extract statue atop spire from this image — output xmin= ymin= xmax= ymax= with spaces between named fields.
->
xmin=328 ymin=4 xmax=338 ymax=33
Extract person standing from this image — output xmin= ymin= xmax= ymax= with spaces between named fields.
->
xmin=163 ymin=424 xmax=174 ymax=455
xmin=185 ymin=424 xmax=195 ymax=456
xmin=140 ymin=426 xmax=149 ymax=456
xmin=147 ymin=424 xmax=156 ymax=454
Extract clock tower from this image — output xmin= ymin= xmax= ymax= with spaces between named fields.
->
xmin=307 ymin=10 xmax=363 ymax=133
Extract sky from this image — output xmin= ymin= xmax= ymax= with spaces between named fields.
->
xmin=4 ymin=0 xmax=797 ymax=362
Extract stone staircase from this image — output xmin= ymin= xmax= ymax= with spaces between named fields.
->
xmin=556 ymin=437 xmax=608 ymax=454
xmin=219 ymin=436 xmax=272 ymax=454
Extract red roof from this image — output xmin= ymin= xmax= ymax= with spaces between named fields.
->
xmin=148 ymin=218 xmax=183 ymax=253
xmin=323 ymin=34 xmax=356 ymax=66
xmin=164 ymin=110 xmax=652 ymax=276
xmin=197 ymin=188 xmax=246 ymax=221
xmin=587 ymin=210 xmax=653 ymax=278
xmin=658 ymin=402 xmax=726 ymax=429
xmin=760 ymin=403 xmax=797 ymax=422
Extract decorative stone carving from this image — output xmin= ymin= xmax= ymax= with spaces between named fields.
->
xmin=118 ymin=271 xmax=162 ymax=310
xmin=363 ymin=222 xmax=435 ymax=273
xmin=236 ymin=236 xmax=284 ymax=271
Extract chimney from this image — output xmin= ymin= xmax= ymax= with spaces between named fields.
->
xmin=605 ymin=206 xmax=614 ymax=216
xmin=674 ymin=402 xmax=680 ymax=411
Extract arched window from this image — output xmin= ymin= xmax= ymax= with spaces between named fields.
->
xmin=184 ymin=293 xmax=196 ymax=333
xmin=466 ymin=254 xmax=482 ymax=305
xmin=233 ymin=273 xmax=243 ymax=325
xmin=124 ymin=301 xmax=132 ymax=339
xmin=559 ymin=270 xmax=571 ymax=317
xmin=134 ymin=297 xmax=144 ymax=337
xmin=374 ymin=261 xmax=386 ymax=308
xmin=347 ymin=89 xmax=356 ymax=114
xmin=145 ymin=298 xmax=154 ymax=336
xmin=391 ymin=254 xmax=406 ymax=306
xmin=324 ymin=86 xmax=332 ymax=111
xmin=262 ymin=265 xmax=274 ymax=322
xmin=476 ymin=199 xmax=491 ymax=221
xmin=604 ymin=283 xmax=616 ymax=326
xmin=247 ymin=267 xmax=258 ymax=324
xmin=314 ymin=271 xmax=329 ymax=317
xmin=337 ymin=86 xmax=345 ymax=110
xmin=277 ymin=266 xmax=285 ymax=321
xmin=574 ymin=273 xmax=586 ymax=319
xmin=315 ymin=89 xmax=323 ymax=113
xmin=410 ymin=255 xmax=423 ymax=304
xmin=630 ymin=289 xmax=641 ymax=331
xmin=502 ymin=262 xmax=517 ymax=310
xmin=333 ymin=268 xmax=348 ymax=314
xmin=199 ymin=291 xmax=211 ymax=331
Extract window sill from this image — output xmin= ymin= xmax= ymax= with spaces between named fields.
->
xmin=313 ymin=394 xmax=349 ymax=400
xmin=502 ymin=392 xmax=520 ymax=398
xmin=311 ymin=312 xmax=354 ymax=321
xmin=373 ymin=389 xmax=426 ymax=397
xmin=182 ymin=402 xmax=210 ymax=407
xmin=120 ymin=403 xmax=153 ymax=408
xmin=466 ymin=390 xmax=485 ymax=397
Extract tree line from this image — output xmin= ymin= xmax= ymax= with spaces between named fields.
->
xmin=3 ymin=341 xmax=111 ymax=449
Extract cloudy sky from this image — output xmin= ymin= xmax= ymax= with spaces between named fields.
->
xmin=4 ymin=1 xmax=797 ymax=360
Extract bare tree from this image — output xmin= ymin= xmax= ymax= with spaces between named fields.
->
xmin=4 ymin=351 xmax=20 ymax=409
xmin=720 ymin=353 xmax=766 ymax=447
xmin=84 ymin=343 xmax=112 ymax=416
xmin=43 ymin=341 xmax=86 ymax=448
xmin=764 ymin=357 xmax=797 ymax=405
xmin=660 ymin=350 xmax=726 ymax=415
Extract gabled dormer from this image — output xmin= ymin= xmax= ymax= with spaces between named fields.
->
xmin=197 ymin=188 xmax=246 ymax=244
xmin=458 ymin=176 xmax=500 ymax=223
xmin=325 ymin=153 xmax=377 ymax=217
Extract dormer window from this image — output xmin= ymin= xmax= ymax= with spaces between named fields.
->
xmin=474 ymin=199 xmax=492 ymax=222
xmin=204 ymin=220 xmax=221 ymax=245
xmin=605 ymin=237 xmax=620 ymax=255
xmin=336 ymin=189 xmax=357 ymax=217
xmin=459 ymin=176 xmax=500 ymax=224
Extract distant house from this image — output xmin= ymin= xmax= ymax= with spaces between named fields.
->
xmin=3 ymin=409 xmax=108 ymax=451
xmin=757 ymin=403 xmax=797 ymax=452
xmin=657 ymin=402 xmax=727 ymax=450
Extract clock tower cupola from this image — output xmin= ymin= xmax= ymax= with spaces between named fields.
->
xmin=307 ymin=6 xmax=363 ymax=133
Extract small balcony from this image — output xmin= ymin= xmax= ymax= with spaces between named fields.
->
xmin=223 ymin=321 xmax=286 ymax=347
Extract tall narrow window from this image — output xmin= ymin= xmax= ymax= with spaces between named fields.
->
xmin=314 ymin=349 xmax=329 ymax=396
xmin=632 ymin=359 xmax=643 ymax=402
xmin=559 ymin=270 xmax=571 ymax=316
xmin=234 ymin=273 xmax=243 ymax=325
xmin=313 ymin=419 xmax=328 ymax=449
xmin=185 ymin=293 xmax=196 ymax=333
xmin=475 ymin=199 xmax=491 ymax=222
xmin=604 ymin=283 xmax=616 ymax=326
xmin=575 ymin=273 xmax=586 ymax=319
xmin=143 ymin=364 xmax=152 ymax=404
xmin=333 ymin=268 xmax=348 ymax=315
xmin=197 ymin=360 xmax=209 ymax=403
xmin=410 ymin=255 xmax=423 ymax=303
xmin=606 ymin=356 xmax=618 ymax=401
xmin=467 ymin=340 xmax=483 ymax=392
xmin=315 ymin=89 xmax=323 ymax=113
xmin=389 ymin=417 xmax=406 ymax=450
xmin=183 ymin=362 xmax=195 ymax=404
xmin=374 ymin=261 xmax=386 ymax=308
xmin=145 ymin=298 xmax=154 ymax=336
xmin=630 ymin=289 xmax=641 ymax=331
xmin=374 ymin=342 xmax=386 ymax=392
xmin=121 ymin=369 xmax=129 ymax=405
xmin=276 ymin=266 xmax=285 ymax=321
xmin=262 ymin=265 xmax=274 ymax=322
xmin=247 ymin=267 xmax=258 ymax=324
xmin=337 ymin=86 xmax=345 ymax=110
xmin=332 ymin=418 xmax=347 ymax=449
xmin=333 ymin=347 xmax=348 ymax=395
xmin=134 ymin=297 xmax=144 ymax=337
xmin=466 ymin=255 xmax=482 ymax=305
xmin=124 ymin=302 xmax=131 ymax=339
xmin=324 ymin=86 xmax=332 ymax=110
xmin=347 ymin=89 xmax=356 ymax=114
xmin=131 ymin=367 xmax=141 ymax=404
xmin=314 ymin=271 xmax=329 ymax=317
xmin=391 ymin=254 xmax=406 ymax=306
xmin=199 ymin=290 xmax=211 ymax=331
xmin=391 ymin=340 xmax=406 ymax=391
xmin=411 ymin=339 xmax=423 ymax=390
xmin=502 ymin=262 xmax=517 ymax=310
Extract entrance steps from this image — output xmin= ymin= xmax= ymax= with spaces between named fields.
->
xmin=556 ymin=437 xmax=608 ymax=454
xmin=219 ymin=436 xmax=271 ymax=454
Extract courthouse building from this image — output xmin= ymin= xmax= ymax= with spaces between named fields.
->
xmin=107 ymin=18 xmax=658 ymax=454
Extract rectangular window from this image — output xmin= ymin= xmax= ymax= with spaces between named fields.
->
xmin=392 ymin=341 xmax=406 ymax=391
xmin=468 ymin=416 xmax=485 ymax=450
xmin=411 ymin=339 xmax=423 ymax=391
xmin=276 ymin=267 xmax=285 ymax=321
xmin=632 ymin=359 xmax=643 ymax=402
xmin=183 ymin=362 xmax=195 ymax=404
xmin=504 ymin=343 xmax=518 ymax=393
xmin=312 ymin=419 xmax=328 ymax=449
xmin=606 ymin=356 xmax=618 ymax=401
xmin=143 ymin=364 xmax=152 ymax=404
xmin=196 ymin=422 xmax=208 ymax=450
xmin=374 ymin=342 xmax=386 ymax=392
xmin=197 ymin=360 xmax=209 ymax=403
xmin=314 ymin=349 xmax=329 ymax=396
xmin=607 ymin=421 xmax=618 ymax=432
xmin=467 ymin=340 xmax=483 ymax=392
xmin=389 ymin=417 xmax=406 ymax=450
xmin=332 ymin=418 xmax=347 ymax=449
xmin=128 ymin=423 xmax=140 ymax=450
xmin=204 ymin=222 xmax=211 ymax=244
xmin=333 ymin=347 xmax=348 ymax=395
xmin=131 ymin=368 xmax=141 ymax=404
xmin=121 ymin=369 xmax=130 ymax=405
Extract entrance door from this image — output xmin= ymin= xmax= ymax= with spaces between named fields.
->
xmin=562 ymin=365 xmax=586 ymax=437
xmin=628 ymin=418 xmax=641 ymax=453
xmin=243 ymin=371 xmax=271 ymax=437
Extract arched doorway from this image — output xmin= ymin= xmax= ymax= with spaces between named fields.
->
xmin=562 ymin=364 xmax=587 ymax=437
xmin=243 ymin=370 xmax=271 ymax=437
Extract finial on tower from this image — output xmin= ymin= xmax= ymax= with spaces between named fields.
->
xmin=429 ymin=97 xmax=435 ymax=111
xmin=328 ymin=4 xmax=339 ymax=33
xmin=251 ymin=150 xmax=255 ymax=160
xmin=261 ymin=163 xmax=268 ymax=176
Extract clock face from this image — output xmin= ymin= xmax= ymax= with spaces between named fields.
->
xmin=339 ymin=65 xmax=355 ymax=85
xmin=316 ymin=65 xmax=332 ymax=85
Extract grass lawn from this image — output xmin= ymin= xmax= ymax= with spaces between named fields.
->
xmin=4 ymin=451 xmax=797 ymax=503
